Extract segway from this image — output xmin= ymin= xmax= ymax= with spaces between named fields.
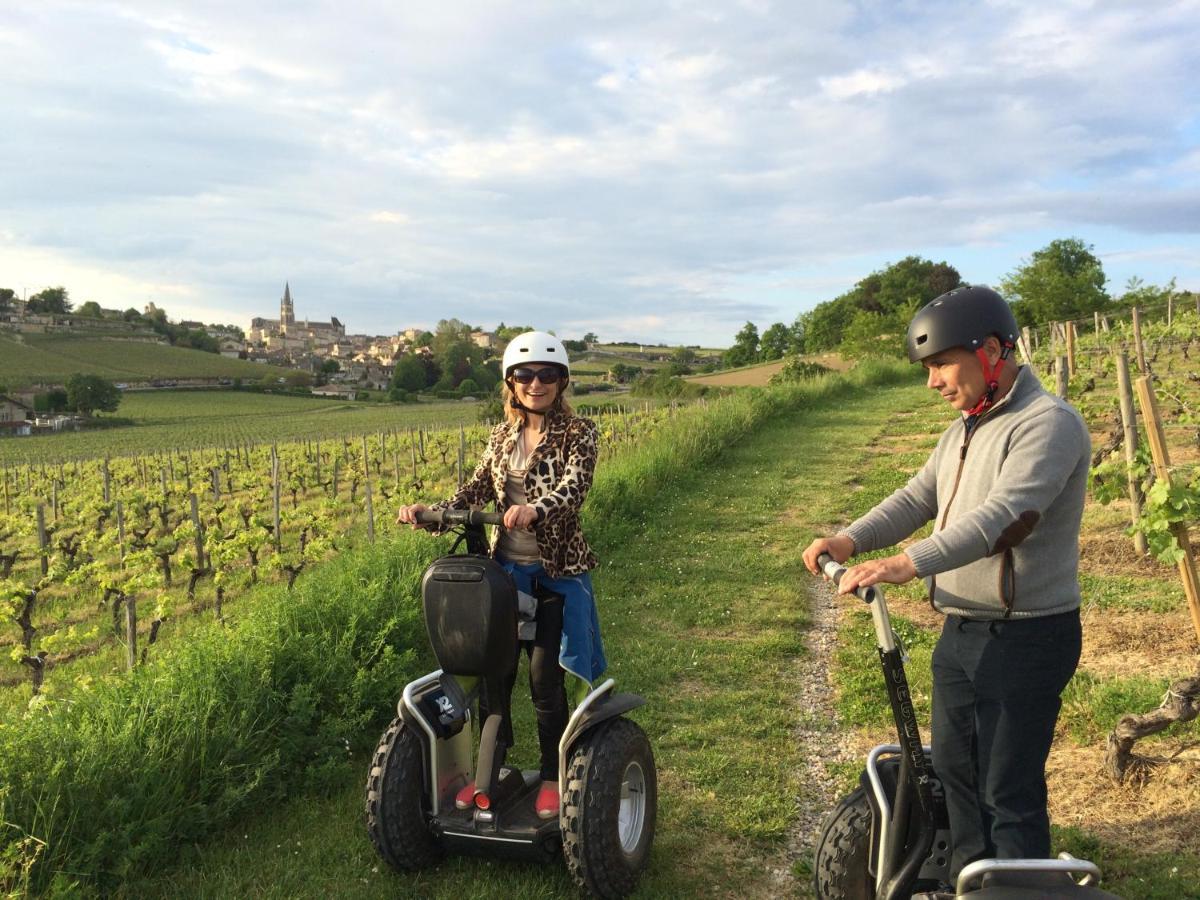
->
xmin=365 ymin=509 xmax=656 ymax=899
xmin=811 ymin=554 xmax=1121 ymax=900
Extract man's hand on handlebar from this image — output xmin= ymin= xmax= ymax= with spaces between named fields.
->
xmin=503 ymin=504 xmax=538 ymax=531
xmin=832 ymin=553 xmax=917 ymax=596
xmin=802 ymin=535 xmax=855 ymax=574
xmin=396 ymin=503 xmax=433 ymax=530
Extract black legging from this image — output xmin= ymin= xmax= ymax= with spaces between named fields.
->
xmin=478 ymin=594 xmax=567 ymax=781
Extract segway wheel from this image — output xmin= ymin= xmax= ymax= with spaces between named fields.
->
xmin=813 ymin=785 xmax=873 ymax=900
xmin=562 ymin=717 xmax=657 ymax=899
xmin=365 ymin=716 xmax=443 ymax=871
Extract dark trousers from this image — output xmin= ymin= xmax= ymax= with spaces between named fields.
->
xmin=931 ymin=609 xmax=1081 ymax=876
xmin=478 ymin=595 xmax=567 ymax=781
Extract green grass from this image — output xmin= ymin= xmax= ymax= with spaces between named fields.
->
xmin=0 ymin=333 xmax=287 ymax=387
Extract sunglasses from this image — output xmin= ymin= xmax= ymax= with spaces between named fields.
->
xmin=509 ymin=366 xmax=564 ymax=385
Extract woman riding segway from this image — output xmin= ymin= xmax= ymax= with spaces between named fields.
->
xmin=397 ymin=330 xmax=607 ymax=822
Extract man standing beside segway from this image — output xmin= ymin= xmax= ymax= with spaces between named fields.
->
xmin=803 ymin=286 xmax=1092 ymax=889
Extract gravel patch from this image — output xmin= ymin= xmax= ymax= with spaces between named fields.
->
xmin=771 ymin=576 xmax=861 ymax=895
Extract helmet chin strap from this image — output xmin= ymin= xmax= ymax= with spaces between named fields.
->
xmin=966 ymin=344 xmax=1013 ymax=416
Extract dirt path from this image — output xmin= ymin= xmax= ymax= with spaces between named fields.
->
xmin=773 ymin=577 xmax=859 ymax=894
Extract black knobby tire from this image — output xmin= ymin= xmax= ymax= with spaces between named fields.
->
xmin=562 ymin=717 xmax=657 ymax=899
xmin=365 ymin=716 xmax=443 ymax=871
xmin=813 ymin=786 xmax=874 ymax=900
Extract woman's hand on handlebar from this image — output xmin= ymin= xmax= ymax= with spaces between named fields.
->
xmin=802 ymin=535 xmax=855 ymax=575
xmin=396 ymin=503 xmax=432 ymax=529
xmin=503 ymin=504 xmax=538 ymax=531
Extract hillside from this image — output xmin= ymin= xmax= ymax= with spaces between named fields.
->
xmin=685 ymin=353 xmax=849 ymax=387
xmin=0 ymin=332 xmax=287 ymax=387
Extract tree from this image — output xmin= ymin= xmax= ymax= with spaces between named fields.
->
xmin=65 ymin=374 xmax=121 ymax=416
xmin=0 ymin=288 xmax=14 ymax=313
xmin=26 ymin=287 xmax=72 ymax=315
xmin=319 ymin=359 xmax=340 ymax=375
xmin=583 ymin=332 xmax=598 ymax=345
xmin=495 ymin=323 xmax=535 ymax=344
xmin=800 ymin=257 xmax=962 ymax=352
xmin=759 ymin=323 xmax=791 ymax=360
xmin=76 ymin=301 xmax=103 ymax=318
xmin=608 ymin=363 xmax=642 ymax=384
xmin=672 ymin=346 xmax=697 ymax=365
xmin=1117 ymin=276 xmax=1176 ymax=311
xmin=1000 ymin=238 xmax=1109 ymax=326
xmin=839 ymin=309 xmax=907 ymax=359
xmin=788 ymin=315 xmax=806 ymax=354
xmin=723 ymin=322 xmax=760 ymax=368
xmin=389 ymin=355 xmax=426 ymax=395
xmin=432 ymin=318 xmax=473 ymax=354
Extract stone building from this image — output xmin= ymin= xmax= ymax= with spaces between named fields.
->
xmin=248 ymin=283 xmax=345 ymax=349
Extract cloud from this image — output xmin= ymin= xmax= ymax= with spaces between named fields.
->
xmin=0 ymin=0 xmax=1197 ymax=345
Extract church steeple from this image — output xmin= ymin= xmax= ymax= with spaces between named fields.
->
xmin=280 ymin=282 xmax=295 ymax=335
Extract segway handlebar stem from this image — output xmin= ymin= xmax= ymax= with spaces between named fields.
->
xmin=416 ymin=509 xmax=505 ymax=527
xmin=816 ymin=553 xmax=896 ymax=655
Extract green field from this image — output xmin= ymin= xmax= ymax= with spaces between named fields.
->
xmin=0 ymin=333 xmax=287 ymax=387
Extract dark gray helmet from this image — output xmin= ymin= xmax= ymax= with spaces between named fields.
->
xmin=906 ymin=285 xmax=1019 ymax=363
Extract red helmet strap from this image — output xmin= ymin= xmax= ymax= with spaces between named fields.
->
xmin=966 ymin=343 xmax=1014 ymax=416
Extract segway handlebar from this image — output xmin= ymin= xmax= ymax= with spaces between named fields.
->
xmin=816 ymin=553 xmax=896 ymax=655
xmin=816 ymin=553 xmax=883 ymax=606
xmin=415 ymin=509 xmax=505 ymax=527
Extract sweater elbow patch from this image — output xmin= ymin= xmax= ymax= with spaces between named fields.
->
xmin=989 ymin=509 xmax=1041 ymax=556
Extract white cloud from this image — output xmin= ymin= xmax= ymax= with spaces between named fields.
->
xmin=0 ymin=0 xmax=1196 ymax=346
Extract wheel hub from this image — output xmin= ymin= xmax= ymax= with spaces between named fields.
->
xmin=618 ymin=760 xmax=646 ymax=853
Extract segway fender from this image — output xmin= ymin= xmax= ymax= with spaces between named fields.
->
xmin=566 ymin=692 xmax=646 ymax=745
xmin=557 ymin=679 xmax=646 ymax=796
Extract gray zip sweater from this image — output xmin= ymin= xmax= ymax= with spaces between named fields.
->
xmin=842 ymin=366 xmax=1091 ymax=620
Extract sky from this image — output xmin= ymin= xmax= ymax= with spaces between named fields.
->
xmin=1 ymin=1 xmax=1198 ymax=347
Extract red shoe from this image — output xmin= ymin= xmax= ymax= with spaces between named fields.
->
xmin=455 ymin=780 xmax=476 ymax=810
xmin=535 ymin=781 xmax=560 ymax=820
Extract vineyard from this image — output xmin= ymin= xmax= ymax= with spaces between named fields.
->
xmin=0 ymin=399 xmax=686 ymax=712
xmin=0 ymin=332 xmax=289 ymax=388
xmin=0 ymin=391 xmax=488 ymax=466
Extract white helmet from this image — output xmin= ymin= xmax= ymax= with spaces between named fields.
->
xmin=501 ymin=331 xmax=570 ymax=378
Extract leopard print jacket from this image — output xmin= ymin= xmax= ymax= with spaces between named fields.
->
xmin=435 ymin=408 xmax=600 ymax=577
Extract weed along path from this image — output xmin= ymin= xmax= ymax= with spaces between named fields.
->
xmin=130 ymin=380 xmax=932 ymax=900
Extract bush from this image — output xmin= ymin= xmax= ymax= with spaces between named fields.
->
xmin=629 ymin=372 xmax=707 ymax=400
xmin=769 ymin=356 xmax=832 ymax=385
xmin=0 ymin=538 xmax=432 ymax=892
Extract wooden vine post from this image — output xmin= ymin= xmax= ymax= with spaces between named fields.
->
xmin=1066 ymin=321 xmax=1077 ymax=377
xmin=272 ymin=449 xmax=282 ymax=554
xmin=1055 ymin=356 xmax=1069 ymax=400
xmin=1018 ymin=327 xmax=1036 ymax=374
xmin=1133 ymin=375 xmax=1200 ymax=640
xmin=1114 ymin=354 xmax=1147 ymax=556
xmin=1106 ymin=375 xmax=1200 ymax=782
xmin=36 ymin=504 xmax=48 ymax=576
xmin=1131 ymin=306 xmax=1147 ymax=374
xmin=126 ymin=596 xmax=138 ymax=671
